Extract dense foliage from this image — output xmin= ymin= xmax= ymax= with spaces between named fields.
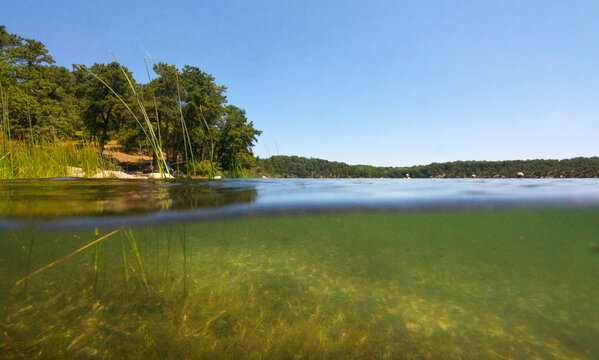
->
xmin=0 ymin=26 xmax=261 ymax=176
xmin=257 ymin=156 xmax=599 ymax=178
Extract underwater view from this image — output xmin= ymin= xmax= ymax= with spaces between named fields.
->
xmin=1 ymin=179 xmax=599 ymax=359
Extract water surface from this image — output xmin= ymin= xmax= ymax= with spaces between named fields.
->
xmin=1 ymin=178 xmax=599 ymax=226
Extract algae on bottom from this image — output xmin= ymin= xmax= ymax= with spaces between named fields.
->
xmin=1 ymin=209 xmax=598 ymax=359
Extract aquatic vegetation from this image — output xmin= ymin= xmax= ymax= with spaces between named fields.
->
xmin=15 ymin=229 xmax=120 ymax=286
xmin=0 ymin=81 xmax=13 ymax=173
xmin=0 ymin=141 xmax=115 ymax=179
xmin=79 ymin=63 xmax=170 ymax=177
xmin=1 ymin=209 xmax=599 ymax=359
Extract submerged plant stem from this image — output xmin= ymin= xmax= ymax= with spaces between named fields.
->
xmin=79 ymin=63 xmax=168 ymax=176
xmin=120 ymin=232 xmax=130 ymax=285
xmin=125 ymin=229 xmax=149 ymax=293
xmin=164 ymin=225 xmax=172 ymax=283
xmin=182 ymin=222 xmax=187 ymax=295
xmin=22 ymin=234 xmax=35 ymax=291
xmin=93 ymin=243 xmax=99 ymax=293
xmin=15 ymin=229 xmax=120 ymax=285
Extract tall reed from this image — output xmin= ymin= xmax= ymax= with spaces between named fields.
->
xmin=22 ymin=233 xmax=34 ymax=292
xmin=16 ymin=229 xmax=121 ymax=286
xmin=124 ymin=229 xmax=149 ymax=293
xmin=145 ymin=54 xmax=196 ymax=177
xmin=174 ymin=72 xmax=195 ymax=176
xmin=0 ymin=81 xmax=13 ymax=175
xmin=142 ymin=55 xmax=163 ymax=151
xmin=120 ymin=232 xmax=130 ymax=286
xmin=92 ymin=242 xmax=100 ymax=293
xmin=181 ymin=223 xmax=188 ymax=295
xmin=164 ymin=225 xmax=172 ymax=283
xmin=79 ymin=63 xmax=169 ymax=177
xmin=195 ymin=105 xmax=217 ymax=178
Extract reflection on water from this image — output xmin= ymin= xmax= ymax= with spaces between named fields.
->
xmin=0 ymin=179 xmax=258 ymax=219
xmin=2 ymin=178 xmax=599 ymax=228
xmin=1 ymin=209 xmax=598 ymax=359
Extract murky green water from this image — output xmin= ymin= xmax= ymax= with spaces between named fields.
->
xmin=1 ymin=208 xmax=598 ymax=359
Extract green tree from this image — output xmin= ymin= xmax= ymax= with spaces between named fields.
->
xmin=73 ymin=62 xmax=135 ymax=153
xmin=215 ymin=105 xmax=262 ymax=172
xmin=147 ymin=62 xmax=185 ymax=161
xmin=179 ymin=65 xmax=227 ymax=163
xmin=0 ymin=26 xmax=78 ymax=140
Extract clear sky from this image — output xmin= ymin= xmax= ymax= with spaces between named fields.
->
xmin=3 ymin=0 xmax=599 ymax=166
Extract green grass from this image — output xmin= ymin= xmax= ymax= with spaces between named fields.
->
xmin=1 ymin=76 xmax=118 ymax=180
xmin=1 ymin=81 xmax=13 ymax=171
xmin=0 ymin=141 xmax=117 ymax=179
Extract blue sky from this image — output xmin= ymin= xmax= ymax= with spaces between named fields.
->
xmin=3 ymin=1 xmax=599 ymax=166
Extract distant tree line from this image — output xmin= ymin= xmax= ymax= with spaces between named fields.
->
xmin=257 ymin=156 xmax=599 ymax=178
xmin=0 ymin=26 xmax=261 ymax=174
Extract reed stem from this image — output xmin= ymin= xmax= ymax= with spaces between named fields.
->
xmin=15 ymin=229 xmax=120 ymax=285
xmin=93 ymin=244 xmax=99 ymax=293
xmin=182 ymin=222 xmax=188 ymax=295
xmin=164 ymin=225 xmax=172 ymax=283
xmin=0 ymin=81 xmax=14 ymax=176
xmin=120 ymin=232 xmax=129 ymax=286
xmin=23 ymin=233 xmax=34 ymax=291
xmin=79 ymin=63 xmax=169 ymax=176
xmin=93 ymin=228 xmax=99 ymax=293
xmin=176 ymin=72 xmax=195 ymax=176
xmin=125 ymin=229 xmax=149 ymax=293
xmin=143 ymin=55 xmax=163 ymax=151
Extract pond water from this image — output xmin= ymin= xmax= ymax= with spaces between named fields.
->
xmin=1 ymin=179 xmax=598 ymax=359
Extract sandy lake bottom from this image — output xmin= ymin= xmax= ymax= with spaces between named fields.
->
xmin=1 ymin=208 xmax=598 ymax=359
